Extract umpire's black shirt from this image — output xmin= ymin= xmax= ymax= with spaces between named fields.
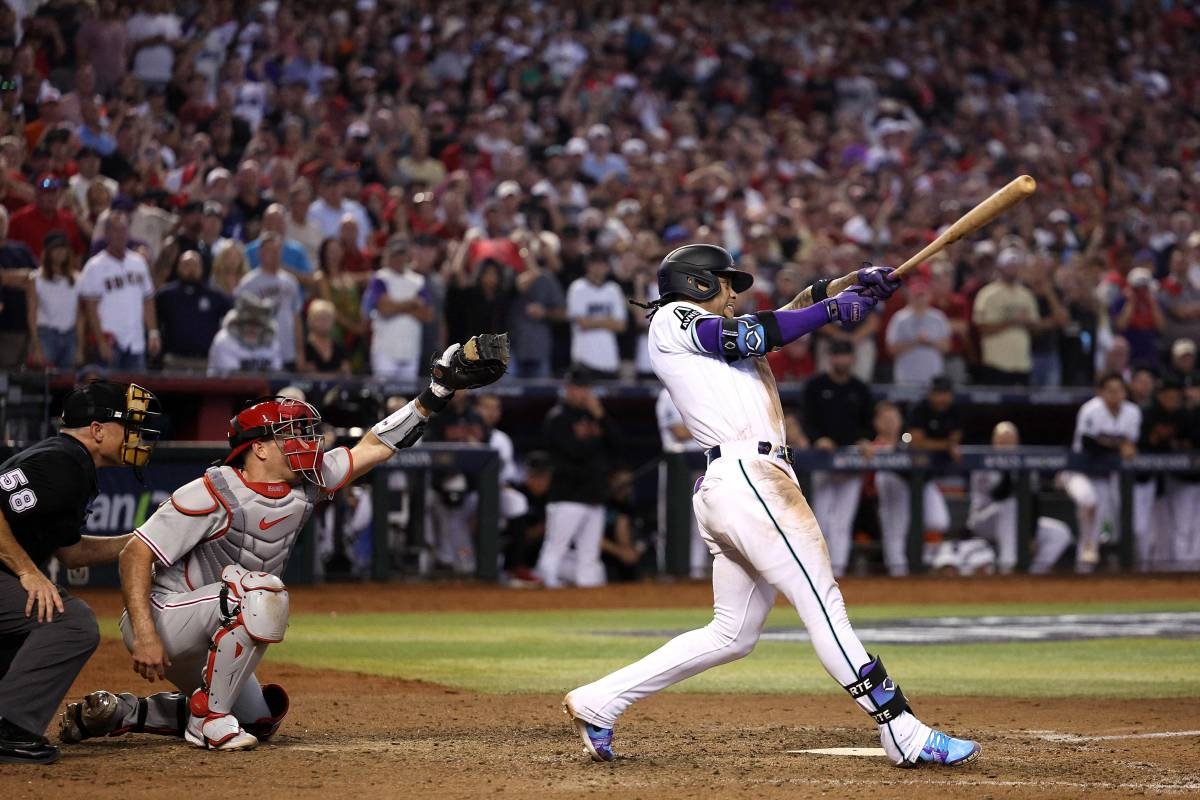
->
xmin=802 ymin=373 xmax=875 ymax=446
xmin=0 ymin=433 xmax=97 ymax=573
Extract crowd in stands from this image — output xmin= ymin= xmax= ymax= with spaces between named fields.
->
xmin=0 ymin=0 xmax=1197 ymax=392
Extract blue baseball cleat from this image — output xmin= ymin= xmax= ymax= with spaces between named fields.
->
xmin=914 ymin=729 xmax=981 ymax=766
xmin=563 ymin=699 xmax=615 ymax=762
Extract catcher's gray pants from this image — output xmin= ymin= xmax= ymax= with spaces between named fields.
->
xmin=0 ymin=570 xmax=100 ymax=734
xmin=109 ymin=584 xmax=272 ymax=735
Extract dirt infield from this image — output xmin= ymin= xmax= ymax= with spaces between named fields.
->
xmin=6 ymin=576 xmax=1200 ymax=800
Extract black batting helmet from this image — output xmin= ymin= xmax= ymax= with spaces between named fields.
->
xmin=657 ymin=244 xmax=753 ymax=302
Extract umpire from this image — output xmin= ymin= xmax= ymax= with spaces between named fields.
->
xmin=0 ymin=381 xmax=161 ymax=764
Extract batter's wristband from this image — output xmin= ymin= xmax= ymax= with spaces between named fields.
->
xmin=418 ymin=386 xmax=452 ymax=414
xmin=811 ymin=278 xmax=832 ymax=303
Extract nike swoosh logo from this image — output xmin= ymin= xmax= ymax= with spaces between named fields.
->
xmin=259 ymin=515 xmax=292 ymax=531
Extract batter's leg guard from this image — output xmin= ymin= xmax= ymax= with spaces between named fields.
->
xmin=242 ymin=684 xmax=289 ymax=741
xmin=842 ymin=654 xmax=912 ymax=726
xmin=185 ymin=566 xmax=289 ymax=752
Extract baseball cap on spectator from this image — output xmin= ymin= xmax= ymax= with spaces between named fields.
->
xmin=565 ymin=137 xmax=588 ymax=156
xmin=524 ymin=450 xmax=552 ymax=474
xmin=497 ymin=180 xmax=521 ymax=199
xmin=385 ymin=235 xmax=410 ymax=254
xmin=543 ymin=144 xmax=565 ymax=160
xmin=1047 ymin=209 xmax=1071 ymax=224
xmin=35 ymin=173 xmax=62 ymax=191
xmin=427 ymin=100 xmax=448 ymax=115
xmin=42 ymin=230 xmax=69 ymax=252
xmin=1171 ymin=338 xmax=1196 ymax=359
xmin=354 ymin=66 xmax=377 ymax=80
xmin=565 ymin=365 xmax=593 ymax=386
xmin=676 ymin=136 xmax=699 ymax=151
xmin=45 ymin=127 xmax=71 ymax=145
xmin=484 ymin=105 xmax=506 ymax=121
xmin=1127 ymin=266 xmax=1154 ymax=288
xmin=1160 ymin=373 xmax=1185 ymax=391
xmin=413 ymin=233 xmax=441 ymax=247
xmin=615 ymin=199 xmax=641 ymax=216
xmin=318 ymin=66 xmax=340 ymax=84
xmin=621 ymin=138 xmax=647 ymax=157
xmin=202 ymin=201 xmax=224 ymax=218
xmin=37 ymin=84 xmax=61 ymax=105
xmin=996 ymin=248 xmax=1023 ymax=269
xmin=346 ymin=120 xmax=371 ymax=140
xmin=205 ymin=167 xmax=232 ymax=187
xmin=828 ymin=339 xmax=854 ymax=356
xmin=76 ymin=145 xmax=100 ymax=160
xmin=587 ymin=124 xmax=611 ymax=140
xmin=930 ymin=375 xmax=954 ymax=393
xmin=181 ymin=199 xmax=204 ymax=215
xmin=972 ymin=241 xmax=997 ymax=257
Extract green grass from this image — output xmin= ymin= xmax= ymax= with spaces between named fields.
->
xmin=101 ymin=600 xmax=1200 ymax=699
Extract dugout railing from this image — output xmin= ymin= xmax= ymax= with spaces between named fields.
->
xmin=662 ymin=447 xmax=1200 ymax=575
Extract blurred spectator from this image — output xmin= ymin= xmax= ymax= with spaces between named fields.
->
xmin=246 ymin=203 xmax=314 ymax=290
xmin=509 ymin=264 xmax=566 ymax=378
xmin=68 ymin=148 xmax=116 ymax=217
xmin=155 ymin=250 xmax=231 ymax=370
xmin=1129 ymin=365 xmax=1159 ymax=409
xmin=126 ymin=0 xmax=181 ymax=90
xmin=303 ymin=299 xmax=350 ymax=377
xmin=972 ymin=248 xmax=1039 ymax=385
xmin=209 ymin=241 xmax=248 ymax=299
xmin=1100 ymin=335 xmax=1133 ymax=384
xmin=503 ymin=451 xmax=553 ymax=588
xmin=1025 ymin=256 xmax=1071 ymax=387
xmin=1070 ymin=373 xmax=1141 ymax=572
xmin=1136 ymin=376 xmax=1195 ymax=570
xmin=78 ymin=211 xmax=158 ymax=370
xmin=885 ymin=277 xmax=950 ymax=386
xmin=871 ymin=399 xmax=950 ymax=577
xmin=929 ymin=259 xmax=971 ymax=385
xmin=0 ymin=205 xmax=37 ymax=367
xmin=767 ymin=336 xmax=816 ymax=382
xmin=1165 ymin=338 xmax=1200 ymax=407
xmin=234 ymin=232 xmax=306 ymax=371
xmin=75 ymin=0 xmax=128 ymax=95
xmin=474 ymin=393 xmax=518 ymax=487
xmin=655 ymin=387 xmax=708 ymax=578
xmin=9 ymin=174 xmax=83 ymax=258
xmin=803 ymin=339 xmax=873 ymax=577
xmin=1111 ymin=266 xmax=1166 ymax=368
xmin=411 ymin=234 xmax=448 ymax=365
xmin=309 ymin=169 xmax=371 ymax=251
xmin=967 ymin=422 xmax=1074 ymax=575
xmin=1160 ymin=248 xmax=1200 ymax=347
xmin=537 ymin=368 xmax=621 ymax=588
xmin=25 ymin=232 xmax=80 ymax=371
xmin=600 ymin=469 xmax=650 ymax=583
xmin=567 ymin=252 xmax=627 ymax=379
xmin=206 ymin=293 xmax=281 ymax=375
xmin=315 ymin=237 xmax=368 ymax=371
xmin=445 ymin=255 xmax=512 ymax=347
xmin=363 ymin=236 xmax=432 ymax=380
xmin=285 ymin=180 xmax=323 ymax=267
xmin=421 ymin=392 xmax=487 ymax=575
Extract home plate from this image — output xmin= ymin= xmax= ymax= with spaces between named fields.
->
xmin=787 ymin=747 xmax=889 ymax=757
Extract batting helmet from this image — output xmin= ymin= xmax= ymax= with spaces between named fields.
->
xmin=657 ymin=244 xmax=753 ymax=302
xmin=226 ymin=396 xmax=327 ymax=486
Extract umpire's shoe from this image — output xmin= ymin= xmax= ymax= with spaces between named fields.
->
xmin=0 ymin=717 xmax=60 ymax=764
xmin=59 ymin=690 xmax=122 ymax=743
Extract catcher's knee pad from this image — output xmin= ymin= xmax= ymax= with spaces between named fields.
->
xmin=843 ymin=654 xmax=912 ymax=725
xmin=243 ymin=683 xmax=290 ymax=741
xmin=220 ymin=564 xmax=289 ymax=642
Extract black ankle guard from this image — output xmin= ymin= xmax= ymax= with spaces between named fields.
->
xmin=843 ymin=654 xmax=912 ymax=725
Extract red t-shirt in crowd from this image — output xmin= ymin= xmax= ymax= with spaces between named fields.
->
xmin=8 ymin=204 xmax=84 ymax=257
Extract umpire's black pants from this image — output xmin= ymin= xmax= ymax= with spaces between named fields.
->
xmin=0 ymin=570 xmax=100 ymax=735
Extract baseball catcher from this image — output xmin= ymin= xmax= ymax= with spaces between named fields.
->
xmin=59 ymin=335 xmax=508 ymax=751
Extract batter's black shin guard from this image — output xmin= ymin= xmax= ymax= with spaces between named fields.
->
xmin=842 ymin=654 xmax=912 ymax=724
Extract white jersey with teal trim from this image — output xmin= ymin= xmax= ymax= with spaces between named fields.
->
xmin=648 ymin=300 xmax=786 ymax=449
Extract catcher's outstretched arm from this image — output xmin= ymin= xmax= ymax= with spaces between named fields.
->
xmin=349 ymin=333 xmax=512 ymax=481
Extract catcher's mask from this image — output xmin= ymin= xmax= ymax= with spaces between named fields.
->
xmin=226 ymin=396 xmax=326 ymax=486
xmin=61 ymin=381 xmax=163 ymax=480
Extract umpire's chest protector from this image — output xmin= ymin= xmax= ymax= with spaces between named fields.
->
xmin=187 ymin=466 xmax=320 ymax=584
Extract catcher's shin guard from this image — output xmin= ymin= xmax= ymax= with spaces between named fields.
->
xmin=186 ymin=566 xmax=289 ymax=751
xmin=843 ymin=654 xmax=912 ymax=725
xmin=243 ymin=684 xmax=290 ymax=741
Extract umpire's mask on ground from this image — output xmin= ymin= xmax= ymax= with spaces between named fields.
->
xmin=657 ymin=244 xmax=754 ymax=302
xmin=61 ymin=381 xmax=164 ymax=480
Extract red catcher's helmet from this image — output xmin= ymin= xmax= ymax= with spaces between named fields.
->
xmin=225 ymin=397 xmax=326 ymax=486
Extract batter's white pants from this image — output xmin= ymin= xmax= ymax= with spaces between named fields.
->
xmin=567 ymin=454 xmax=932 ymax=765
xmin=537 ymin=501 xmax=606 ymax=588
xmin=810 ymin=471 xmax=864 ymax=577
xmin=969 ymin=498 xmax=1073 ymax=574
xmin=875 ymin=473 xmax=950 ymax=576
xmin=111 ymin=584 xmax=274 ymax=734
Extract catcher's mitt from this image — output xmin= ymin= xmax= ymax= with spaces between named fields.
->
xmin=431 ymin=333 xmax=511 ymax=391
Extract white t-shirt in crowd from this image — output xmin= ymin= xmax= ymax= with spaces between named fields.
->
xmin=234 ymin=268 xmax=304 ymax=363
xmin=126 ymin=12 xmax=182 ymax=84
xmin=566 ymin=277 xmax=627 ymax=372
xmin=367 ymin=267 xmax=425 ymax=363
xmin=35 ymin=273 xmax=80 ymax=333
xmin=78 ymin=249 xmax=154 ymax=353
xmin=207 ymin=328 xmax=282 ymax=375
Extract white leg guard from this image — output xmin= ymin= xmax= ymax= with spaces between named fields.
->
xmin=185 ymin=566 xmax=289 ymax=751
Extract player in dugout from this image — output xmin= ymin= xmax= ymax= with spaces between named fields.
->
xmin=0 ymin=381 xmax=163 ymax=764
xmin=565 ymin=244 xmax=980 ymax=768
xmin=58 ymin=335 xmax=508 ymax=753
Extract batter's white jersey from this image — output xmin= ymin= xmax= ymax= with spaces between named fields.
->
xmin=1071 ymin=397 xmax=1141 ymax=451
xmin=648 ymin=301 xmax=786 ymax=449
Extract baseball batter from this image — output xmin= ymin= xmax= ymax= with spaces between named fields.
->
xmin=58 ymin=335 xmax=509 ymax=751
xmin=564 ymin=244 xmax=980 ymax=767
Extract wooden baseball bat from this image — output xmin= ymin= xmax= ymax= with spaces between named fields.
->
xmin=891 ymin=175 xmax=1037 ymax=278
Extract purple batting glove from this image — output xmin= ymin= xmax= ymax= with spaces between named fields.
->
xmin=857 ymin=263 xmax=902 ymax=300
xmin=824 ymin=285 xmax=877 ymax=327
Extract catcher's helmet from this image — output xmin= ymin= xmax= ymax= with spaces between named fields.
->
xmin=226 ymin=396 xmax=327 ymax=486
xmin=657 ymin=244 xmax=753 ymax=302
